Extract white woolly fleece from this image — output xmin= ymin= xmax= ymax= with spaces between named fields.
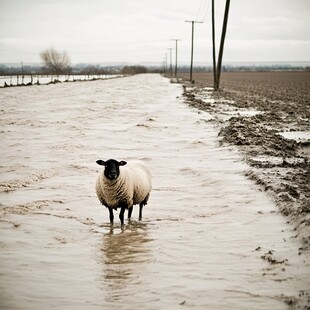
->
xmin=96 ymin=160 xmax=151 ymax=209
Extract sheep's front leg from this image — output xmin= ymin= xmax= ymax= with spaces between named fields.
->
xmin=128 ymin=206 xmax=133 ymax=220
xmin=139 ymin=203 xmax=143 ymax=221
xmin=108 ymin=208 xmax=114 ymax=224
xmin=119 ymin=205 xmax=127 ymax=227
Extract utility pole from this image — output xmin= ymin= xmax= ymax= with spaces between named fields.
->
xmin=185 ymin=20 xmax=203 ymax=83
xmin=211 ymin=0 xmax=217 ymax=89
xmin=216 ymin=0 xmax=230 ymax=90
xmin=171 ymin=39 xmax=180 ymax=78
xmin=21 ymin=61 xmax=24 ymax=84
xmin=168 ymin=48 xmax=173 ymax=76
xmin=162 ymin=53 xmax=167 ymax=74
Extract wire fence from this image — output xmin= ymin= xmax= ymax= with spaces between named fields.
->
xmin=0 ymin=74 xmax=123 ymax=88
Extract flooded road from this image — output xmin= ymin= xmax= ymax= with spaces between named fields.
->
xmin=0 ymin=74 xmax=309 ymax=309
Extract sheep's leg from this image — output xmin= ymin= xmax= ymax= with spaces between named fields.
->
xmin=128 ymin=207 xmax=133 ymax=220
xmin=108 ymin=208 xmax=114 ymax=224
xmin=119 ymin=205 xmax=126 ymax=226
xmin=139 ymin=196 xmax=148 ymax=221
xmin=139 ymin=203 xmax=143 ymax=221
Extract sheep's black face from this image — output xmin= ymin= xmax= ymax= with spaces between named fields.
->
xmin=96 ymin=159 xmax=127 ymax=181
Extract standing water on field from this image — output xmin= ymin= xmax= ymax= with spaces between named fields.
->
xmin=0 ymin=74 xmax=309 ymax=309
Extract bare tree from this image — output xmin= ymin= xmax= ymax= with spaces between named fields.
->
xmin=40 ymin=47 xmax=71 ymax=75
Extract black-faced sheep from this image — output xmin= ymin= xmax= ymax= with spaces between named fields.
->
xmin=95 ymin=159 xmax=152 ymax=226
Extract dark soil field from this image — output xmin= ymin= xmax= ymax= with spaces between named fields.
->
xmin=180 ymin=71 xmax=310 ymax=250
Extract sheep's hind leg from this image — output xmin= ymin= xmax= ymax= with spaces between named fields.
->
xmin=108 ymin=208 xmax=114 ymax=224
xmin=139 ymin=195 xmax=149 ymax=221
xmin=139 ymin=197 xmax=149 ymax=221
xmin=128 ymin=207 xmax=133 ymax=220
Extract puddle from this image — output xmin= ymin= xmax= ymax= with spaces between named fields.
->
xmin=279 ymin=131 xmax=310 ymax=143
xmin=184 ymin=86 xmax=261 ymax=120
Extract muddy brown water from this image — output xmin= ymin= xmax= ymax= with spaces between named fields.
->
xmin=0 ymin=74 xmax=309 ymax=309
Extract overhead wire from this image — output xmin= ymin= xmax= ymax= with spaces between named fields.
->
xmin=201 ymin=0 xmax=212 ymax=22
xmin=196 ymin=0 xmax=205 ymax=21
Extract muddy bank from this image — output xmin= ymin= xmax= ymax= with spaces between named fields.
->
xmin=181 ymin=71 xmax=310 ymax=251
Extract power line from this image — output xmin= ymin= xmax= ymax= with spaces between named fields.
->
xmin=201 ymin=0 xmax=212 ymax=22
xmin=196 ymin=0 xmax=207 ymax=21
xmin=196 ymin=0 xmax=212 ymax=23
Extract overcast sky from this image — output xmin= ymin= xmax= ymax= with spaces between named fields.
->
xmin=0 ymin=0 xmax=309 ymax=65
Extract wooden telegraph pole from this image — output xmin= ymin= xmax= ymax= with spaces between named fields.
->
xmin=215 ymin=0 xmax=231 ymax=90
xmin=185 ymin=20 xmax=203 ymax=82
xmin=211 ymin=0 xmax=217 ymax=89
xmin=171 ymin=39 xmax=180 ymax=77
xmin=168 ymin=48 xmax=173 ymax=76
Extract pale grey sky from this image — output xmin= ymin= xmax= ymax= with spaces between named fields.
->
xmin=0 ymin=0 xmax=309 ymax=65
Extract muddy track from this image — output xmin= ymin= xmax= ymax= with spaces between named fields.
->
xmin=181 ymin=71 xmax=310 ymax=251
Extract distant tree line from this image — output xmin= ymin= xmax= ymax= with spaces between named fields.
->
xmin=1 ymin=64 xmax=308 ymax=77
xmin=0 ymin=63 xmax=121 ymax=76
xmin=121 ymin=66 xmax=148 ymax=74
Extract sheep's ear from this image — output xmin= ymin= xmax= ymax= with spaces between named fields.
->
xmin=119 ymin=161 xmax=127 ymax=166
xmin=96 ymin=160 xmax=106 ymax=166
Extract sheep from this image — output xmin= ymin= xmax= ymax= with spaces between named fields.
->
xmin=95 ymin=159 xmax=152 ymax=226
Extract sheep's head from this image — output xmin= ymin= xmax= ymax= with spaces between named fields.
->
xmin=96 ymin=159 xmax=127 ymax=180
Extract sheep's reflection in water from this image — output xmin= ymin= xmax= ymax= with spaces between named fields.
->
xmin=100 ymin=221 xmax=153 ymax=302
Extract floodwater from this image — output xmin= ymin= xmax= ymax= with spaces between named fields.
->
xmin=0 ymin=74 xmax=309 ymax=309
